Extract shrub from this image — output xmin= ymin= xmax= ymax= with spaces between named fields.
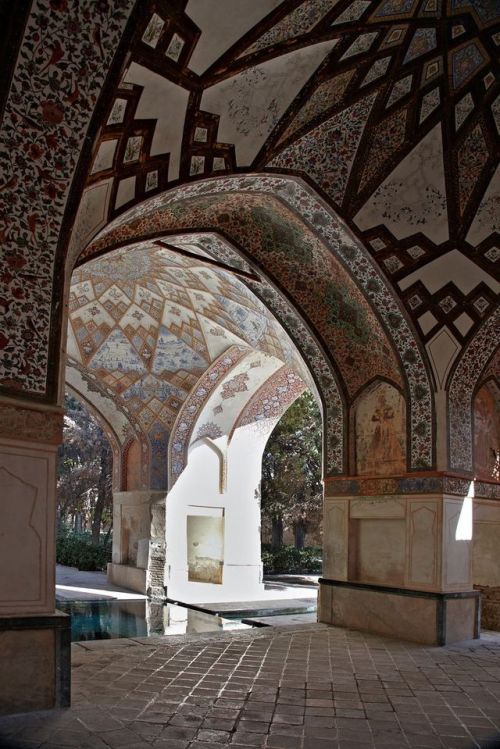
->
xmin=261 ymin=545 xmax=322 ymax=575
xmin=56 ymin=530 xmax=111 ymax=571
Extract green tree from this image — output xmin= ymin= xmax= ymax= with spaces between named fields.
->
xmin=57 ymin=394 xmax=113 ymax=544
xmin=261 ymin=390 xmax=322 ymax=549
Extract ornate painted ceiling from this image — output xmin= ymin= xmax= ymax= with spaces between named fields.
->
xmin=72 ymin=0 xmax=499 ymax=370
xmin=67 ymin=240 xmax=313 ymax=436
xmin=0 ymin=0 xmax=497 ymax=475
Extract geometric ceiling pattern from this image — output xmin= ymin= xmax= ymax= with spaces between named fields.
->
xmin=82 ymin=174 xmax=441 ymax=472
xmin=83 ymin=186 xmax=406 ymax=401
xmin=0 ymin=0 xmax=497 ymax=477
xmin=68 ymin=241 xmax=311 ymax=435
xmin=76 ymin=0 xmax=499 ymax=357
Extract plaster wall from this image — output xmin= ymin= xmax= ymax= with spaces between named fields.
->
xmin=354 ymin=381 xmax=406 ymax=476
xmin=166 ymin=424 xmax=267 ymax=603
xmin=112 ymin=491 xmax=153 ymax=566
xmin=474 ymin=382 xmax=499 ymax=481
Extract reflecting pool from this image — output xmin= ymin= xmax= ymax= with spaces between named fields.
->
xmin=56 ymin=598 xmax=251 ymax=642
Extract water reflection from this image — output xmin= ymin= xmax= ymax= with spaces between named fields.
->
xmin=56 ymin=599 xmax=250 ymax=642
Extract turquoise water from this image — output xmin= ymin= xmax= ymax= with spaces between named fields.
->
xmin=56 ymin=599 xmax=251 ymax=642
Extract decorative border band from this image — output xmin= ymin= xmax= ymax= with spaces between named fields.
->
xmin=0 ymin=401 xmax=63 ymax=445
xmin=324 ymin=473 xmax=500 ymax=500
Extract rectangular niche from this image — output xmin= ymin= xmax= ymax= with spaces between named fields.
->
xmin=187 ymin=507 xmax=224 ymax=584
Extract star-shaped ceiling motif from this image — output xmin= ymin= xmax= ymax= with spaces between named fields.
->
xmin=68 ymin=241 xmax=310 ymax=432
xmin=76 ymin=0 xmax=498 ymax=353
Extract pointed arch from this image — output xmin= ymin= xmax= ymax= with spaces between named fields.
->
xmin=448 ymin=309 xmax=499 ymax=472
xmin=169 ymin=345 xmax=249 ymax=488
xmin=189 ymin=436 xmax=227 ymax=494
xmin=84 ymin=173 xmax=434 ymax=471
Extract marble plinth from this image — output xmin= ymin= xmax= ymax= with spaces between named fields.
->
xmin=0 ymin=612 xmax=70 ymax=715
xmin=107 ymin=562 xmax=147 ymax=594
xmin=319 ymin=578 xmax=480 ymax=645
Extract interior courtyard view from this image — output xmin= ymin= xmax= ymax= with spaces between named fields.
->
xmin=0 ymin=0 xmax=499 ymax=747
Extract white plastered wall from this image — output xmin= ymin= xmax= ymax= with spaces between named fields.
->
xmin=165 ymin=422 xmax=277 ymax=604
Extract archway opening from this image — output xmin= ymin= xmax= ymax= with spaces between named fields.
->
xmin=261 ymin=390 xmax=323 ymax=577
xmin=64 ymin=232 xmax=328 ymax=623
xmin=56 ymin=392 xmax=113 ymax=571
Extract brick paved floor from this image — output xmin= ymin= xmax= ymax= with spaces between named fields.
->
xmin=1 ymin=624 xmax=500 ymax=749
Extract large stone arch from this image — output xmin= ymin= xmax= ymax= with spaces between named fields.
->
xmin=3 ymin=0 xmax=500 ymax=717
xmin=153 ymin=231 xmax=345 ymax=475
xmin=166 ymin=351 xmax=309 ymax=603
xmin=82 ymin=174 xmax=434 ymax=471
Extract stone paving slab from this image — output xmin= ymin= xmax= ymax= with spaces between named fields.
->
xmin=1 ymin=625 xmax=500 ymax=749
xmin=55 ymin=565 xmax=146 ymax=601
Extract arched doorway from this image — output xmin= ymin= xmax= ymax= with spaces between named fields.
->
xmin=70 ymin=172 xmax=441 ymax=633
xmin=65 ymin=233 xmax=328 ymax=603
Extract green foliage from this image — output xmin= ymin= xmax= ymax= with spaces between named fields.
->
xmin=56 ymin=529 xmax=111 ymax=572
xmin=261 ymin=545 xmax=322 ymax=574
xmin=58 ymin=394 xmax=113 ymax=542
xmin=261 ymin=390 xmax=322 ymax=548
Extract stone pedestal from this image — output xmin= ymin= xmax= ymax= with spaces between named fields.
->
xmin=107 ymin=562 xmax=147 ymax=593
xmin=0 ymin=612 xmax=71 ymax=715
xmin=0 ymin=402 xmax=68 ymax=714
xmin=319 ymin=473 xmax=491 ymax=645
xmin=318 ymin=579 xmax=479 ymax=645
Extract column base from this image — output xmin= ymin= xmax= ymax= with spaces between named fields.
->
xmin=107 ymin=562 xmax=147 ymax=594
xmin=0 ymin=612 xmax=70 ymax=715
xmin=319 ymin=579 xmax=480 ymax=645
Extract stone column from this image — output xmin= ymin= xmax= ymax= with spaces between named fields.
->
xmin=108 ymin=490 xmax=166 ymax=595
xmin=146 ymin=498 xmax=166 ymax=601
xmin=0 ymin=401 xmax=70 ymax=715
xmin=318 ymin=473 xmax=489 ymax=645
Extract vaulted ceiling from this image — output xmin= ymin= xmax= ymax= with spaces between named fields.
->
xmin=67 ymin=239 xmax=314 ymax=435
xmin=72 ymin=0 xmax=499 ymax=374
xmin=0 ymin=0 xmax=498 ymax=418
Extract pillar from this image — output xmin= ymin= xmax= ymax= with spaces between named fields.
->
xmin=107 ymin=490 xmax=166 ymax=595
xmin=165 ymin=430 xmax=264 ymax=604
xmin=0 ymin=402 xmax=70 ymax=715
xmin=318 ymin=473 xmax=486 ymax=645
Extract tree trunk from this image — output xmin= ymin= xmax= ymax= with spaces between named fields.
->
xmin=271 ymin=516 xmax=283 ymax=549
xmin=91 ymin=448 xmax=110 ymax=545
xmin=294 ymin=519 xmax=306 ymax=550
